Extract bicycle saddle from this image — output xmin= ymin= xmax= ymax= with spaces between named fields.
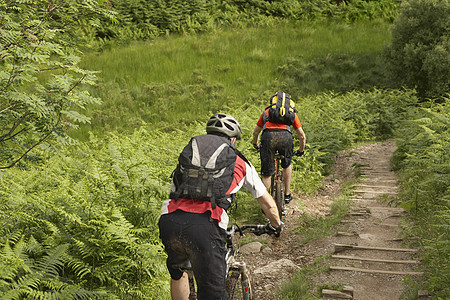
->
xmin=172 ymin=260 xmax=192 ymax=270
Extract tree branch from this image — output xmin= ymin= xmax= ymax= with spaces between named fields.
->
xmin=0 ymin=129 xmax=53 ymax=169
xmin=0 ymin=126 xmax=27 ymax=143
xmin=66 ymin=74 xmax=87 ymax=95
xmin=0 ymin=105 xmax=14 ymax=115
xmin=0 ymin=112 xmax=30 ymax=141
xmin=0 ymin=113 xmax=61 ymax=169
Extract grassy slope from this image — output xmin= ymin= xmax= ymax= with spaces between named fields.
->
xmin=78 ymin=20 xmax=391 ymax=138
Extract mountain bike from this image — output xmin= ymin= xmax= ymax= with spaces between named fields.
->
xmin=267 ymin=150 xmax=303 ymax=220
xmin=172 ymin=224 xmax=275 ymax=300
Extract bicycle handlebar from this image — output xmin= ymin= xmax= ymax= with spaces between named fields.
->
xmin=227 ymin=224 xmax=274 ymax=236
xmin=293 ymin=150 xmax=304 ymax=157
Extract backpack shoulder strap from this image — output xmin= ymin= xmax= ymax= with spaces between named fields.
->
xmin=233 ymin=147 xmax=250 ymax=166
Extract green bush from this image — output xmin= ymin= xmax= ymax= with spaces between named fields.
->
xmin=384 ymin=0 xmax=450 ymax=100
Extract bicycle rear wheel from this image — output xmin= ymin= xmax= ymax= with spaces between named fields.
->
xmin=273 ymin=179 xmax=285 ymax=219
xmin=226 ymin=269 xmax=253 ymax=300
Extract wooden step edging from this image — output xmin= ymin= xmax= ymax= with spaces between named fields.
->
xmin=322 ymin=289 xmax=353 ymax=299
xmin=353 ymin=190 xmax=397 ymax=195
xmin=330 ymin=266 xmax=423 ymax=276
xmin=353 ymin=184 xmax=398 ymax=189
xmin=332 ymin=255 xmax=419 ymax=264
xmin=334 ymin=243 xmax=418 ymax=253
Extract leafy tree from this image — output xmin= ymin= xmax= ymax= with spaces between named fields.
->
xmin=0 ymin=0 xmax=115 ymax=169
xmin=384 ymin=0 xmax=449 ymax=100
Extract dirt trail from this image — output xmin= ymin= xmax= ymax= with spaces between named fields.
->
xmin=236 ymin=140 xmax=424 ymax=299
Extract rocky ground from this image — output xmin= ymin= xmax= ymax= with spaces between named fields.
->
xmin=234 ymin=140 xmax=424 ymax=300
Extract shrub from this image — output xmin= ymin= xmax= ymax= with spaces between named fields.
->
xmin=384 ymin=0 xmax=450 ymax=100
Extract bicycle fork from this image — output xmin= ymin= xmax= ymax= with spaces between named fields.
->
xmin=226 ymin=261 xmax=251 ymax=300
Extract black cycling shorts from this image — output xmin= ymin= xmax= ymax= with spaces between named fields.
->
xmin=158 ymin=210 xmax=227 ymax=300
xmin=260 ymin=130 xmax=294 ymax=176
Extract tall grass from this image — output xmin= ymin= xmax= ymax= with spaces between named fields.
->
xmin=78 ymin=20 xmax=391 ymax=138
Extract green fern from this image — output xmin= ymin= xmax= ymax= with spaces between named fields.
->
xmin=0 ymin=237 xmax=106 ymax=299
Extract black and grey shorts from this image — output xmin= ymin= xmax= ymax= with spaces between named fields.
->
xmin=260 ymin=129 xmax=294 ymax=176
xmin=158 ymin=210 xmax=227 ymax=299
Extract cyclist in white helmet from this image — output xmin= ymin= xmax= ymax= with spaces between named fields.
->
xmin=159 ymin=113 xmax=283 ymax=299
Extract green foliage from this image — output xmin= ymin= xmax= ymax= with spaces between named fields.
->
xmin=384 ymin=0 xmax=450 ymax=100
xmin=0 ymin=0 xmax=115 ymax=168
xmin=93 ymin=0 xmax=399 ymax=43
xmin=393 ymin=98 xmax=449 ymax=298
xmin=278 ymin=52 xmax=389 ymax=96
xmin=297 ymin=89 xmax=418 ymax=173
xmin=273 ymin=271 xmax=315 ymax=300
xmin=1 ymin=5 xmax=440 ymax=297
xmin=295 ymin=181 xmax=354 ymax=244
xmin=77 ymin=20 xmax=392 ymax=138
xmin=0 ymin=237 xmax=100 ymax=299
xmin=0 ymin=128 xmax=180 ymax=298
xmin=97 ymin=0 xmax=212 ymax=41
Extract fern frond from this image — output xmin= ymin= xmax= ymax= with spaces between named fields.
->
xmin=35 ymin=244 xmax=69 ymax=278
xmin=0 ymin=238 xmax=32 ymax=280
xmin=16 ymin=272 xmax=41 ymax=291
xmin=65 ymin=257 xmax=91 ymax=279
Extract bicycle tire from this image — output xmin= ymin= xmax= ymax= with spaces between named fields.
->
xmin=274 ymin=179 xmax=285 ymax=219
xmin=226 ymin=270 xmax=253 ymax=300
xmin=187 ymin=271 xmax=197 ymax=300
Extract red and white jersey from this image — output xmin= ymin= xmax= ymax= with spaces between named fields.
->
xmin=160 ymin=155 xmax=266 ymax=230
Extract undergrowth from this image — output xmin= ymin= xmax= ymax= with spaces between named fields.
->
xmin=295 ymin=179 xmax=355 ymax=244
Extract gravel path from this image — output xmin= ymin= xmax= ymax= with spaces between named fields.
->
xmin=233 ymin=140 xmax=424 ymax=299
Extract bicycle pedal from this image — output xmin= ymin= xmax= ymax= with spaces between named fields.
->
xmin=284 ymin=194 xmax=293 ymax=204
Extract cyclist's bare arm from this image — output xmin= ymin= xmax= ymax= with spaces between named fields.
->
xmin=295 ymin=127 xmax=306 ymax=152
xmin=257 ymin=190 xmax=282 ymax=227
xmin=252 ymin=125 xmax=263 ymax=146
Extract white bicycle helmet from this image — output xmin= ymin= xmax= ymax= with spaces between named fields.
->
xmin=206 ymin=113 xmax=242 ymax=140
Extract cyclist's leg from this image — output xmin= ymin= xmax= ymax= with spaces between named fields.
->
xmin=282 ymin=165 xmax=292 ymax=195
xmin=158 ymin=212 xmax=191 ymax=298
xmin=279 ymin=131 xmax=294 ymax=202
xmin=188 ymin=213 xmax=227 ymax=300
xmin=260 ymin=131 xmax=276 ymax=182
xmin=170 ymin=273 xmax=189 ymax=300
xmin=279 ymin=131 xmax=294 ymax=168
xmin=261 ymin=175 xmax=271 ymax=191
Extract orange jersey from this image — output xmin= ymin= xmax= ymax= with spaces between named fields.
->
xmin=256 ymin=108 xmax=302 ymax=131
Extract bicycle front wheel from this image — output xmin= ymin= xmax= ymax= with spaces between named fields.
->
xmin=226 ymin=268 xmax=253 ymax=300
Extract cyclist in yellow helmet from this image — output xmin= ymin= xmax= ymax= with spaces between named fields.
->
xmin=252 ymin=92 xmax=306 ymax=204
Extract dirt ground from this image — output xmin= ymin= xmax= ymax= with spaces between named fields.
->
xmin=235 ymin=140 xmax=423 ymax=300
